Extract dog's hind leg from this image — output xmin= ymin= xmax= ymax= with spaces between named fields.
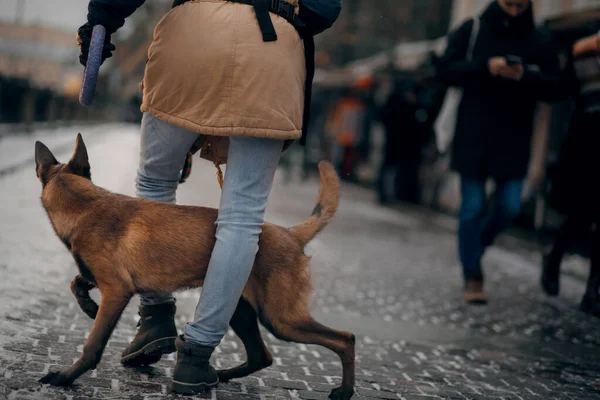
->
xmin=262 ymin=314 xmax=355 ymax=400
xmin=70 ymin=275 xmax=99 ymax=319
xmin=217 ymin=297 xmax=273 ymax=382
xmin=40 ymin=288 xmax=132 ymax=386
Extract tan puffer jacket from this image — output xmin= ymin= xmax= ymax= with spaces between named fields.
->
xmin=141 ymin=0 xmax=305 ymax=150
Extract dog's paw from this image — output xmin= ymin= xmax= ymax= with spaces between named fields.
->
xmin=216 ymin=373 xmax=230 ymax=383
xmin=328 ymin=386 xmax=354 ymax=400
xmin=39 ymin=371 xmax=73 ymax=386
xmin=217 ymin=368 xmax=239 ymax=383
xmin=81 ymin=300 xmax=99 ymax=319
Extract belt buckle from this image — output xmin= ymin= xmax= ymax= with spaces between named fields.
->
xmin=270 ymin=0 xmax=293 ymax=21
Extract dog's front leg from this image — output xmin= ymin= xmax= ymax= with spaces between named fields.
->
xmin=70 ymin=275 xmax=99 ymax=319
xmin=40 ymin=290 xmax=132 ymax=386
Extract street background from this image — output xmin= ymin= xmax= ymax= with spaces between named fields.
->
xmin=0 ymin=125 xmax=599 ymax=399
xmin=2 ymin=0 xmax=600 ymax=399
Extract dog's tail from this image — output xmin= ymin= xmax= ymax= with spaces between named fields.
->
xmin=288 ymin=161 xmax=340 ymax=246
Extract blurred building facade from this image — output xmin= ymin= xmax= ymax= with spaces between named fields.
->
xmin=0 ymin=21 xmax=80 ymax=93
xmin=1 ymin=0 xmax=598 ymax=126
xmin=317 ymin=0 xmax=454 ymax=67
xmin=0 ymin=19 xmax=93 ymax=128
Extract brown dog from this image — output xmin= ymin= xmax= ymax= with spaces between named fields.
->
xmin=35 ymin=134 xmax=355 ymax=400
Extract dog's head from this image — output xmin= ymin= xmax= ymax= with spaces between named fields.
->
xmin=35 ymin=133 xmax=91 ymax=188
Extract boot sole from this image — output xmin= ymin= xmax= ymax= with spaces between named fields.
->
xmin=171 ymin=378 xmax=219 ymax=395
xmin=121 ymin=337 xmax=177 ymax=367
xmin=465 ymin=298 xmax=488 ymax=305
xmin=463 ymin=293 xmax=488 ymax=305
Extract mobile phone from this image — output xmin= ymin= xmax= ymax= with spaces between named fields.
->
xmin=506 ymin=55 xmax=523 ymax=65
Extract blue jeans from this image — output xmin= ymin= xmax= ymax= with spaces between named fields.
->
xmin=458 ymin=177 xmax=523 ymax=282
xmin=136 ymin=113 xmax=283 ymax=347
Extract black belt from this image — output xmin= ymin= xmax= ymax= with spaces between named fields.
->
xmin=172 ymin=0 xmax=314 ymax=146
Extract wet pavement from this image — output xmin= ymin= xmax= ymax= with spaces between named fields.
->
xmin=0 ymin=124 xmax=599 ymax=399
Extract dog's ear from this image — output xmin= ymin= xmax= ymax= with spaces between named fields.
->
xmin=35 ymin=141 xmax=58 ymax=179
xmin=67 ymin=133 xmax=91 ymax=179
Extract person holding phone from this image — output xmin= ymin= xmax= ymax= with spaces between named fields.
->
xmin=437 ymin=0 xmax=560 ymax=303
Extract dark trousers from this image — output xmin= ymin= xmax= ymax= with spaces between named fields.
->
xmin=458 ymin=177 xmax=523 ymax=281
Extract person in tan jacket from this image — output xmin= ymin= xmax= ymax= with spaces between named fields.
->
xmin=77 ymin=0 xmax=341 ymax=393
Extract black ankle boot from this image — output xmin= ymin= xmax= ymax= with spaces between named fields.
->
xmin=580 ymin=292 xmax=600 ymax=317
xmin=121 ymin=303 xmax=177 ymax=366
xmin=171 ymin=335 xmax=219 ymax=394
xmin=541 ymin=253 xmax=560 ymax=296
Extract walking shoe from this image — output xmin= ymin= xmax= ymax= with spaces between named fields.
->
xmin=121 ymin=303 xmax=177 ymax=366
xmin=463 ymin=280 xmax=488 ymax=304
xmin=171 ymin=335 xmax=219 ymax=394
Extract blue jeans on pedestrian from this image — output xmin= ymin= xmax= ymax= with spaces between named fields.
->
xmin=136 ymin=113 xmax=283 ymax=347
xmin=458 ymin=177 xmax=523 ymax=282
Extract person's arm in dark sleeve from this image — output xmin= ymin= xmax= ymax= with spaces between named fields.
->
xmin=545 ymin=55 xmax=579 ymax=102
xmin=87 ymin=0 xmax=147 ymax=34
xmin=436 ymin=20 xmax=489 ymax=87
xmin=78 ymin=0 xmax=146 ymax=66
xmin=298 ymin=0 xmax=342 ymax=35
xmin=520 ymin=31 xmax=563 ymax=102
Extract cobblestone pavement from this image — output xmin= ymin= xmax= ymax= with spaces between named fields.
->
xmin=0 ymin=125 xmax=599 ymax=399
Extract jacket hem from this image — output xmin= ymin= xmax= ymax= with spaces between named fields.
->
xmin=141 ymin=105 xmax=302 ymax=140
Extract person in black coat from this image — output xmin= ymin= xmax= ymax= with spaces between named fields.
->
xmin=437 ymin=0 xmax=560 ymax=303
xmin=541 ymin=31 xmax=600 ymax=317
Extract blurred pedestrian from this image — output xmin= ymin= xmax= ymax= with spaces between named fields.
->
xmin=77 ymin=0 xmax=340 ymax=393
xmin=541 ymin=31 xmax=600 ymax=317
xmin=326 ymin=77 xmax=372 ymax=181
xmin=377 ymin=81 xmax=426 ymax=204
xmin=436 ymin=0 xmax=560 ymax=303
